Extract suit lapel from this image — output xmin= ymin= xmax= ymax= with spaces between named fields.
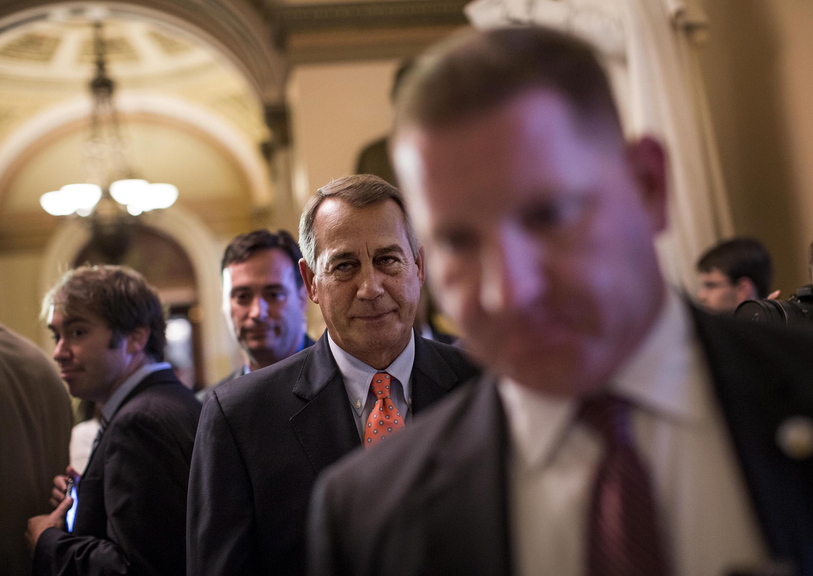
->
xmin=692 ymin=308 xmax=813 ymax=569
xmin=418 ymin=376 xmax=512 ymax=576
xmin=290 ymin=335 xmax=361 ymax=475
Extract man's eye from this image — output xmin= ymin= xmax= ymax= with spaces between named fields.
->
xmin=265 ymin=290 xmax=286 ymax=302
xmin=50 ymin=332 xmax=60 ymax=343
xmin=524 ymin=196 xmax=588 ymax=231
xmin=232 ymin=292 xmax=250 ymax=304
xmin=438 ymin=231 xmax=477 ymax=254
xmin=70 ymin=329 xmax=85 ymax=338
xmin=333 ymin=262 xmax=355 ymax=273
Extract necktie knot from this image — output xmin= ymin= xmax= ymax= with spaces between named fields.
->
xmin=370 ymin=372 xmax=393 ymax=398
xmin=578 ymin=393 xmax=634 ymax=450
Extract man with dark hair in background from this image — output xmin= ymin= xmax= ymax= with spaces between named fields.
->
xmin=0 ymin=322 xmax=72 ymax=576
xmin=199 ymin=229 xmax=312 ymax=398
xmin=309 ymin=26 xmax=813 ymax=576
xmin=188 ymin=174 xmax=479 ymax=576
xmin=696 ymin=237 xmax=774 ymax=314
xmin=27 ymin=265 xmax=200 ymax=576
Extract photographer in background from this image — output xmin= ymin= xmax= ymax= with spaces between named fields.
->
xmin=696 ymin=237 xmax=776 ymax=315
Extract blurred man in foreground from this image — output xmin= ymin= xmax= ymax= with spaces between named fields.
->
xmin=696 ymin=236 xmax=774 ymax=314
xmin=310 ymin=26 xmax=813 ymax=576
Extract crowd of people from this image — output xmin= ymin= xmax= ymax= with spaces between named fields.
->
xmin=3 ymin=23 xmax=813 ymax=576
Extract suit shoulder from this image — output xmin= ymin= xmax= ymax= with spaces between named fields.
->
xmin=693 ymin=307 xmax=813 ymax=371
xmin=120 ymin=377 xmax=201 ymax=423
xmin=214 ymin=346 xmax=310 ymax=399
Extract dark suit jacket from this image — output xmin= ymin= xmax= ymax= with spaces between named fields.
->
xmin=187 ymin=332 xmax=480 ymax=576
xmin=309 ymin=308 xmax=813 ymax=576
xmin=33 ymin=369 xmax=202 ymax=576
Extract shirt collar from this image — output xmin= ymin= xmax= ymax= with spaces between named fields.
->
xmin=611 ymin=290 xmax=705 ymax=425
xmin=102 ymin=362 xmax=172 ymax=421
xmin=498 ymin=289 xmax=709 ymax=470
xmin=328 ymin=330 xmax=415 ymax=414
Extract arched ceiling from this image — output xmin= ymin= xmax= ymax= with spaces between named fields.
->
xmin=0 ymin=8 xmax=271 ymax=250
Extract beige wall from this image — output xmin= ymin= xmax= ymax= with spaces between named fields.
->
xmin=699 ymin=0 xmax=813 ymax=294
xmin=287 ymin=59 xmax=399 ymax=206
xmin=0 ymin=250 xmax=46 ymax=343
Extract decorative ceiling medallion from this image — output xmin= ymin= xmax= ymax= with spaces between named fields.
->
xmin=148 ymin=31 xmax=193 ymax=56
xmin=79 ymin=36 xmax=138 ymax=64
xmin=0 ymin=33 xmax=60 ymax=62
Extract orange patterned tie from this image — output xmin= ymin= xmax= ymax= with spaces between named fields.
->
xmin=363 ymin=372 xmax=405 ymax=448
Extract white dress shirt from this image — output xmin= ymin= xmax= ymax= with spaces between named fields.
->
xmin=328 ymin=331 xmax=414 ymax=439
xmin=498 ymin=290 xmax=767 ymax=576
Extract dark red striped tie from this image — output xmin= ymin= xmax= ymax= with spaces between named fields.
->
xmin=579 ymin=395 xmax=672 ymax=576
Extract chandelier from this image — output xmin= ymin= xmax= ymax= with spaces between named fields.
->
xmin=39 ymin=22 xmax=178 ymax=222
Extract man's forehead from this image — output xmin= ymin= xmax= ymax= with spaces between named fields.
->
xmin=48 ymin=307 xmax=101 ymax=328
xmin=314 ymin=198 xmax=407 ymax=245
xmin=224 ymin=249 xmax=297 ymax=283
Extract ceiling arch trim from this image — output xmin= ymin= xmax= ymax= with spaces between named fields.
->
xmin=0 ymin=1 xmax=286 ymax=103
xmin=0 ymin=91 xmax=273 ymax=209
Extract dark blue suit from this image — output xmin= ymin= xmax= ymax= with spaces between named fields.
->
xmin=187 ymin=332 xmax=479 ymax=576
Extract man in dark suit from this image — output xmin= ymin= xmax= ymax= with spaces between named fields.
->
xmin=197 ymin=229 xmax=314 ymax=400
xmin=26 ymin=265 xmax=201 ymax=576
xmin=309 ymin=26 xmax=813 ymax=576
xmin=187 ymin=174 xmax=479 ymax=576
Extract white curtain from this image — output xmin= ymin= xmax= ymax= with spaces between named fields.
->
xmin=465 ymin=0 xmax=732 ymax=290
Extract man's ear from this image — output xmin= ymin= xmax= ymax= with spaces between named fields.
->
xmin=415 ymin=245 xmax=427 ymax=286
xmin=627 ymin=135 xmax=668 ymax=234
xmin=735 ymin=277 xmax=758 ymax=302
xmin=126 ymin=326 xmax=150 ymax=355
xmin=299 ymin=259 xmax=319 ymax=304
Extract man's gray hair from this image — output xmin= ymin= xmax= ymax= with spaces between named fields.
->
xmin=298 ymin=174 xmax=420 ymax=270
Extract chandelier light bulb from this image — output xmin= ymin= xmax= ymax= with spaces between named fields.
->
xmin=40 ymin=190 xmax=75 ymax=216
xmin=40 ymin=22 xmax=179 ymax=224
xmin=147 ymin=183 xmax=179 ymax=210
xmin=39 ymin=183 xmax=102 ymax=216
xmin=110 ymin=179 xmax=148 ymax=205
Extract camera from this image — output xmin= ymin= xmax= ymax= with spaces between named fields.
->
xmin=734 ymin=284 xmax=813 ymax=326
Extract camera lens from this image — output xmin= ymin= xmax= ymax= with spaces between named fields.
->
xmin=735 ymin=297 xmax=813 ymax=326
xmin=735 ymin=299 xmax=790 ymax=324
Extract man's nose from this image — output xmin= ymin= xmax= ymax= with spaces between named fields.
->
xmin=53 ymin=339 xmax=69 ymax=362
xmin=479 ymin=227 xmax=545 ymax=314
xmin=356 ymin=263 xmax=385 ymax=300
xmin=249 ymin=295 xmax=269 ymax=319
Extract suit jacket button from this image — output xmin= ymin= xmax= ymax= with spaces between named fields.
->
xmin=776 ymin=416 xmax=813 ymax=460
